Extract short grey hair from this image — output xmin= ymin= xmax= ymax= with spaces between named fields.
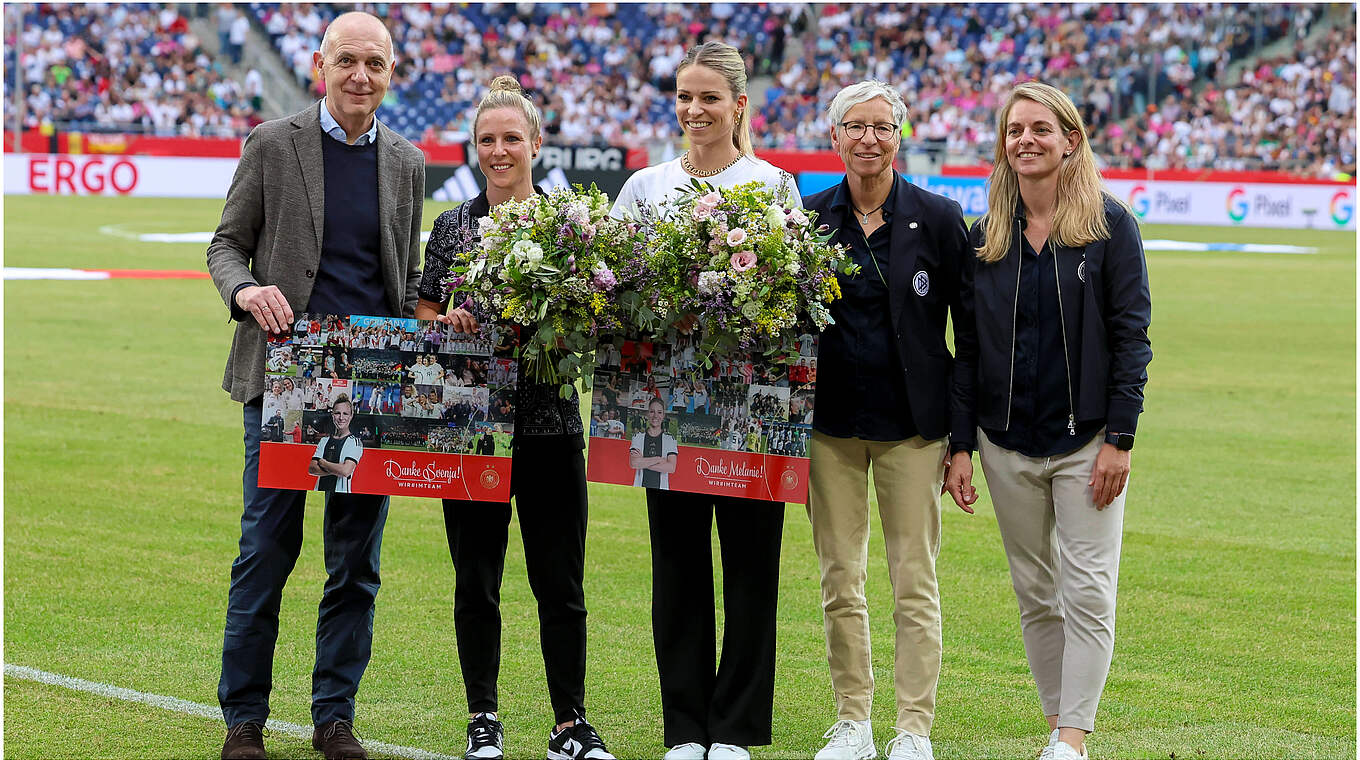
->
xmin=826 ymin=80 xmax=907 ymax=129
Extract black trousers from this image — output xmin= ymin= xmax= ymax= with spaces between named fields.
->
xmin=646 ymin=489 xmax=784 ymax=747
xmin=443 ymin=435 xmax=589 ymax=725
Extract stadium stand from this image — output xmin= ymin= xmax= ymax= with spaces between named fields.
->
xmin=8 ymin=3 xmax=263 ymax=135
xmin=8 ymin=2 xmax=1354 ymax=176
xmin=245 ymin=2 xmax=795 ymax=149
xmin=758 ymin=3 xmax=1353 ymax=174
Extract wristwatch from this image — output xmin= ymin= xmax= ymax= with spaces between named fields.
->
xmin=1105 ymin=431 xmax=1134 ymax=451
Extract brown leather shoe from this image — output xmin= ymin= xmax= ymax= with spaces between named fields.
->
xmin=313 ymin=720 xmax=368 ymax=760
xmin=221 ymin=721 xmax=267 ymax=760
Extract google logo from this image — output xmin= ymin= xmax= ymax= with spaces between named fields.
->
xmin=1226 ymin=188 xmax=1249 ymax=223
xmin=1128 ymin=185 xmax=1149 ymax=218
xmin=1330 ymin=190 xmax=1353 ymax=226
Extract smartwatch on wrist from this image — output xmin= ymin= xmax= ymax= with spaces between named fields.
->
xmin=1105 ymin=431 xmax=1134 ymax=451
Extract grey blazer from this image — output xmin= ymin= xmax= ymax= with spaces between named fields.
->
xmin=207 ymin=101 xmax=425 ymax=403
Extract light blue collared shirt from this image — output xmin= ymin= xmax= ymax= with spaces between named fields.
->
xmin=319 ymin=99 xmax=379 ymax=145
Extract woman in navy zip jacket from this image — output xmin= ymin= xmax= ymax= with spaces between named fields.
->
xmin=944 ymin=82 xmax=1151 ymax=760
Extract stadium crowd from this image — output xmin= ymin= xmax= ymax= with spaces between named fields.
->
xmin=758 ymin=3 xmax=1353 ymax=176
xmin=9 ymin=3 xmax=263 ymax=135
xmin=8 ymin=2 xmax=1354 ymax=177
xmin=249 ymin=2 xmax=795 ymax=147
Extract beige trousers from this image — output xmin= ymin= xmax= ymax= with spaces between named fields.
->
xmin=977 ymin=430 xmax=1125 ymax=733
xmin=806 ymin=432 xmax=947 ymax=735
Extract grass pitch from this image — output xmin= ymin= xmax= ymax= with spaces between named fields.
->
xmin=3 ymin=195 xmax=1355 ymax=759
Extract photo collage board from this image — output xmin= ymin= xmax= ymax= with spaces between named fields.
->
xmin=257 ymin=313 xmax=518 ymax=500
xmin=586 ymin=332 xmax=817 ymax=503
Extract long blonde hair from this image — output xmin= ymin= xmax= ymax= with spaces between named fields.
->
xmin=474 ymin=75 xmax=542 ymax=141
xmin=977 ymin=81 xmax=1120 ymax=263
xmin=677 ymin=41 xmax=753 ymax=156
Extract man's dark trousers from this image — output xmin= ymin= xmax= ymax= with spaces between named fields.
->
xmin=219 ymin=400 xmax=389 ymax=726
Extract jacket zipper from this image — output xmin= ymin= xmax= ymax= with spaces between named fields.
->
xmin=1004 ymin=219 xmax=1022 ymax=430
xmin=1051 ymin=241 xmax=1077 ymax=435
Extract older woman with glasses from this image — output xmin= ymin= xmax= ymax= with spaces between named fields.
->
xmin=801 ymin=80 xmax=975 ymax=760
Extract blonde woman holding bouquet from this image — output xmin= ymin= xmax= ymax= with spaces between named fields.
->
xmin=610 ymin=41 xmax=802 ymax=760
xmin=415 ymin=76 xmax=615 ymax=760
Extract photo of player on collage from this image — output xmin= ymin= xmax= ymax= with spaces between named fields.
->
xmin=261 ymin=314 xmax=516 ymax=459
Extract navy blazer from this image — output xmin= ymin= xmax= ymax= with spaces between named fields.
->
xmin=804 ymin=173 xmax=972 ymax=441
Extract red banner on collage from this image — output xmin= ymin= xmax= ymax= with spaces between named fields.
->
xmin=259 ymin=442 xmax=513 ymax=501
xmin=586 ymin=438 xmax=811 ymax=503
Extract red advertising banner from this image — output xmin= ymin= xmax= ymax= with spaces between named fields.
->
xmin=257 ymin=313 xmax=518 ymax=501
xmin=586 ymin=334 xmax=817 ymax=503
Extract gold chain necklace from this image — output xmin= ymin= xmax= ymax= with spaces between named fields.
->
xmin=682 ymin=151 xmax=742 ymax=177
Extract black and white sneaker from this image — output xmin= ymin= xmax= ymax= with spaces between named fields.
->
xmin=464 ymin=712 xmax=504 ymax=760
xmin=546 ymin=718 xmax=616 ymax=760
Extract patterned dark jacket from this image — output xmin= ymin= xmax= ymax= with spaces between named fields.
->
xmin=420 ymin=190 xmax=585 ymax=440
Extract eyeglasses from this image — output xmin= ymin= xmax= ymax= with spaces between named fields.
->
xmin=839 ymin=121 xmax=899 ymax=141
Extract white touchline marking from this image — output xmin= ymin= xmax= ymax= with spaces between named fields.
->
xmin=98 ymin=226 xmax=432 ymax=244
xmin=1142 ymin=239 xmax=1318 ymax=254
xmin=4 ymin=664 xmax=460 ymax=760
xmin=4 ymin=267 xmax=111 ymax=280
xmin=96 ymin=223 xmax=142 ymax=240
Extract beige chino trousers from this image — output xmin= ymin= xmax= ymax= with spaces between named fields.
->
xmin=977 ymin=429 xmax=1125 ymax=733
xmin=806 ymin=432 xmax=947 ymax=736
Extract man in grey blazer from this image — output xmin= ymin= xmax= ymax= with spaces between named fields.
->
xmin=206 ymin=12 xmax=424 ymax=760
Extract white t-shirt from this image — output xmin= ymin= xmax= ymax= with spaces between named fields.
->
xmin=411 ymin=363 xmax=441 ymax=385
xmin=610 ymin=154 xmax=802 ymax=221
xmin=630 ymin=430 xmax=679 ymax=489
xmin=262 ymin=393 xmax=283 ymax=423
xmin=313 ymin=434 xmax=363 ymax=493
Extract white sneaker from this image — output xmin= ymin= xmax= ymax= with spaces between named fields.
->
xmin=663 ymin=743 xmax=707 ymax=760
xmin=815 ymin=719 xmax=876 ymax=760
xmin=883 ymin=729 xmax=933 ymax=760
xmin=1040 ymin=740 xmax=1088 ymax=760
xmin=708 ymin=743 xmax=751 ymax=760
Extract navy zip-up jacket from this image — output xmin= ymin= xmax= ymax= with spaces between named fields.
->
xmin=950 ymin=195 xmax=1152 ymax=453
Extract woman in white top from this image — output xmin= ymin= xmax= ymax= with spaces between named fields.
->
xmin=281 ymin=377 xmax=302 ymax=412
xmin=610 ymin=41 xmax=799 ymax=760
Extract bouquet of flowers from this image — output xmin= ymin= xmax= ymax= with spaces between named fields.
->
xmin=442 ymin=185 xmax=642 ymax=394
xmin=628 ymin=179 xmax=857 ymax=363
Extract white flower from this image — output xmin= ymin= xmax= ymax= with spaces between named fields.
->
xmin=786 ymin=259 xmax=801 ymax=275
xmin=697 ymin=270 xmax=724 ymax=295
xmin=727 ymin=228 xmax=748 ymax=247
xmin=788 ymin=207 xmax=809 ymax=226
xmin=564 ymin=201 xmax=590 ymax=226
xmin=511 ymin=239 xmax=544 ymax=268
xmin=478 ymin=216 xmax=497 ymax=237
xmin=765 ymin=203 xmax=786 ymax=227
